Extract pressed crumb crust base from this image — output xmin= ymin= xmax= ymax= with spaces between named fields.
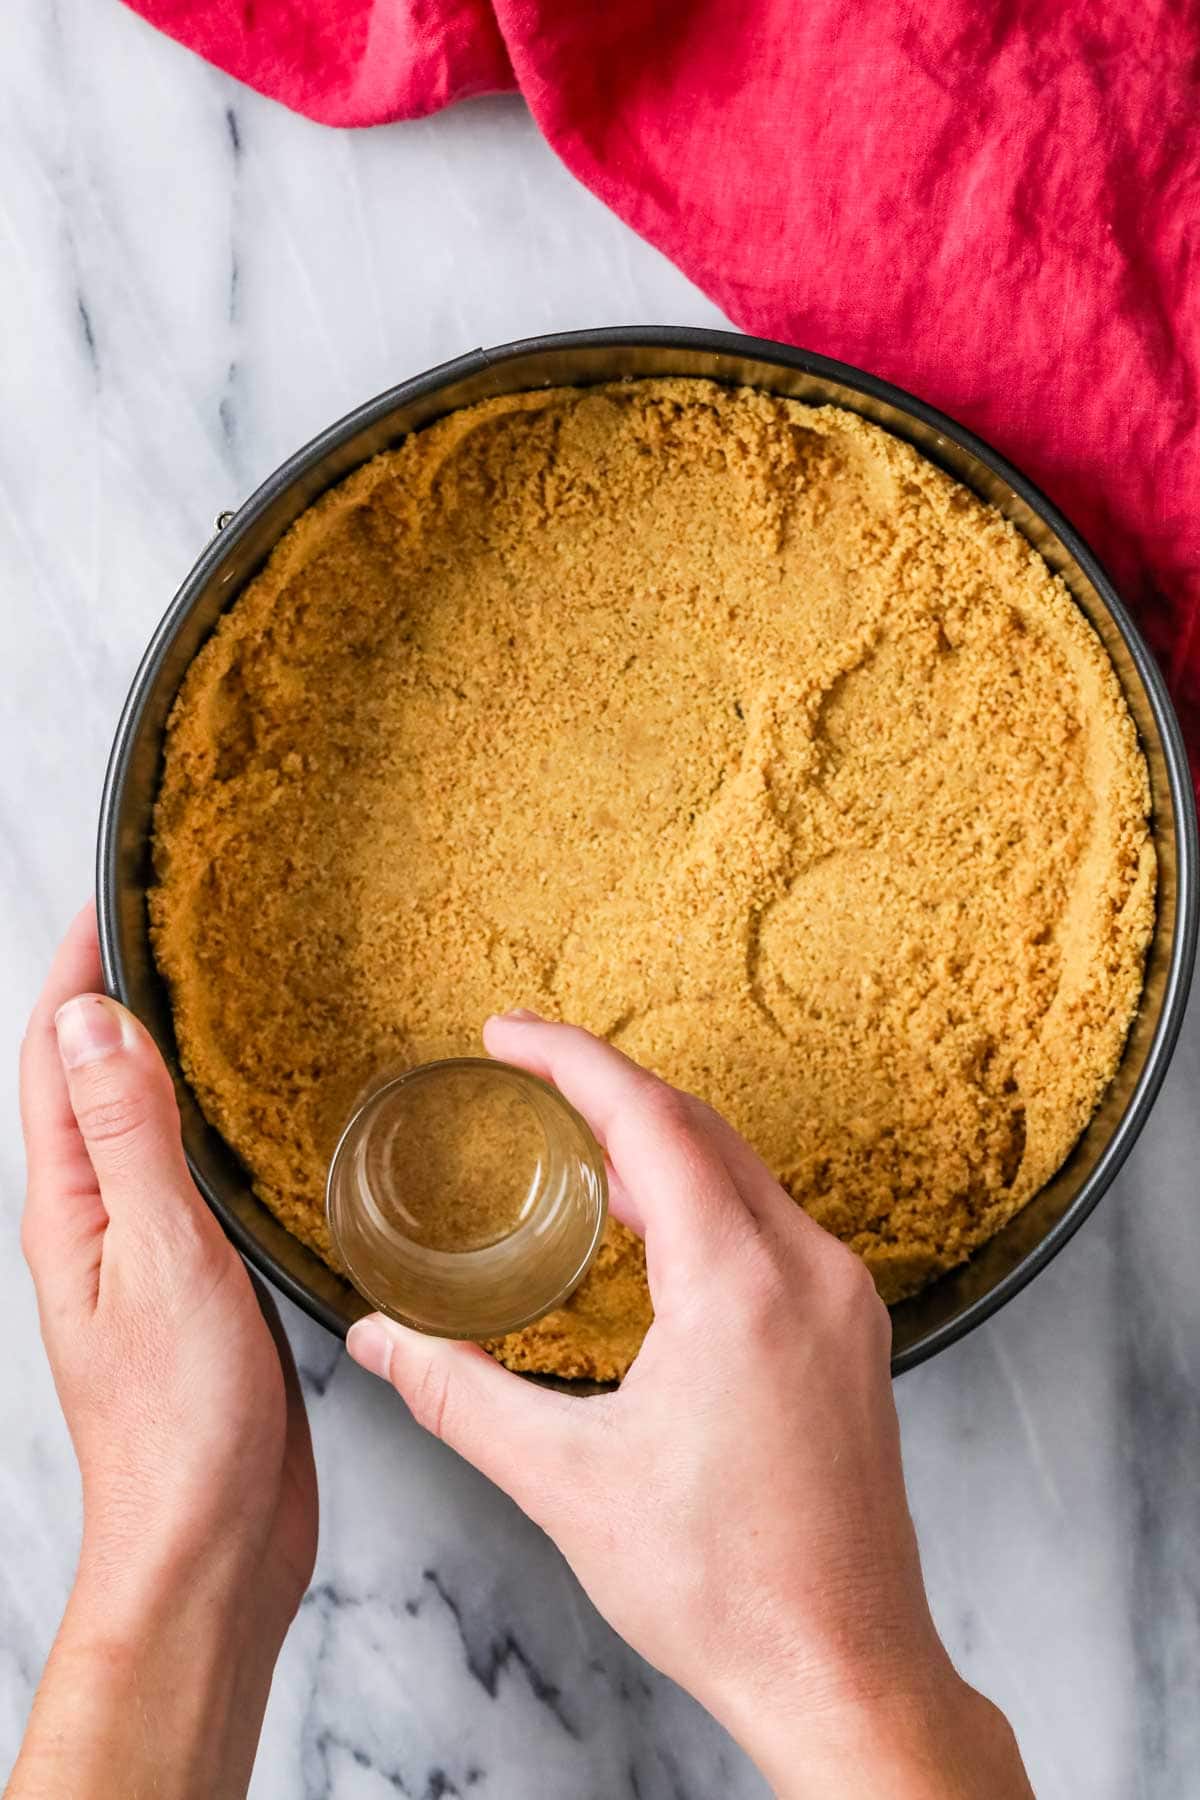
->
xmin=150 ymin=381 xmax=1155 ymax=1381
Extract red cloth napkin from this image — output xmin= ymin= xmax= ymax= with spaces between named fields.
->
xmin=126 ymin=1 xmax=1200 ymax=783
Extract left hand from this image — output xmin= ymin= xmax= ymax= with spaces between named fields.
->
xmin=13 ymin=903 xmax=317 ymax=1798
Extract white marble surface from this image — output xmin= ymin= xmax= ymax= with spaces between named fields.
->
xmin=1 ymin=3 xmax=1198 ymax=1795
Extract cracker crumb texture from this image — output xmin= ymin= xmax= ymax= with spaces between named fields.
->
xmin=150 ymin=380 xmax=1155 ymax=1381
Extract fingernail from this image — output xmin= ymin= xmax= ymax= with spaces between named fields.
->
xmin=55 ymin=996 xmax=128 ymax=1070
xmin=347 ymin=1316 xmax=394 ymax=1382
xmin=501 ymin=1008 xmax=542 ymax=1022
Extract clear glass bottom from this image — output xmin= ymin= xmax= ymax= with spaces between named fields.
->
xmin=326 ymin=1058 xmax=608 ymax=1339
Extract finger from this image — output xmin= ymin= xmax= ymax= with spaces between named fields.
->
xmin=486 ymin=1013 xmax=667 ymax=1146
xmin=599 ymin=1113 xmax=765 ymax=1241
xmin=687 ymin=1095 xmax=831 ymax=1244
xmin=347 ymin=1313 xmax=590 ymax=1525
xmin=602 ymin=1161 xmax=647 ymax=1237
xmin=489 ymin=1013 xmax=824 ymax=1238
xmin=53 ymin=992 xmax=213 ymax=1249
xmin=20 ymin=903 xmax=109 ymax=1291
xmin=482 ymin=1014 xmax=752 ymax=1286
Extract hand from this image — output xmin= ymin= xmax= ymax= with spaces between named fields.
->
xmin=12 ymin=904 xmax=317 ymax=1799
xmin=347 ymin=1014 xmax=1033 ymax=1799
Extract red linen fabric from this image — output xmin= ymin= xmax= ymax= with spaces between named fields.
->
xmin=125 ymin=1 xmax=1200 ymax=782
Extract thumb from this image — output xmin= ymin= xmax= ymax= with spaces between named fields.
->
xmin=347 ymin=1313 xmax=590 ymax=1521
xmin=54 ymin=994 xmax=206 ymax=1240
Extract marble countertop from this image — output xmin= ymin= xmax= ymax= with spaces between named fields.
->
xmin=2 ymin=4 xmax=1197 ymax=1795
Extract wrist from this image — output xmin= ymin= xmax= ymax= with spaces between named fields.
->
xmin=75 ymin=1510 xmax=283 ymax=1649
xmin=719 ymin=1664 xmax=1032 ymax=1800
xmin=9 ymin=1556 xmax=279 ymax=1800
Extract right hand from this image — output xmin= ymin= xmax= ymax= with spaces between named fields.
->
xmin=347 ymin=1015 xmax=1032 ymax=1798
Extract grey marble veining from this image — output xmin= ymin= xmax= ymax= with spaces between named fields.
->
xmin=0 ymin=2 xmax=1197 ymax=1795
